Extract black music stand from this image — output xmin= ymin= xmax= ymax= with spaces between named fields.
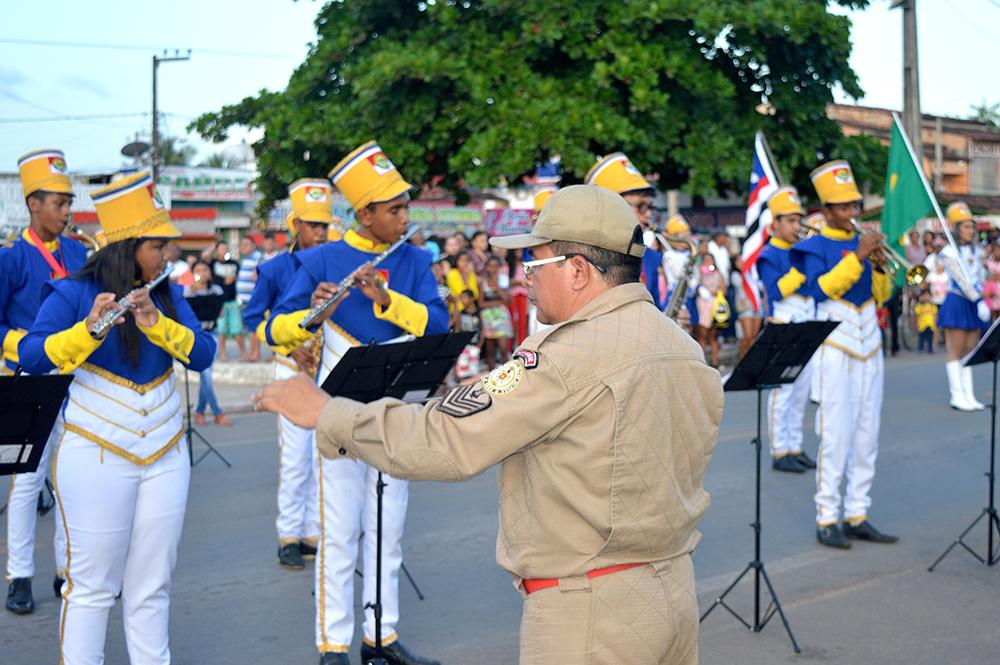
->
xmin=0 ymin=373 xmax=73 ymax=477
xmin=321 ymin=332 xmax=472 ymax=665
xmin=182 ymin=368 xmax=231 ymax=469
xmin=701 ymin=320 xmax=837 ymax=654
xmin=929 ymin=317 xmax=1000 ymax=570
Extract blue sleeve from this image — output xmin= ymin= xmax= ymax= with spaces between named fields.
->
xmin=264 ymin=261 xmax=319 ymax=345
xmin=17 ymin=281 xmax=78 ymax=374
xmin=756 ymin=254 xmax=785 ymax=309
xmin=169 ymin=285 xmax=217 ymax=372
xmin=0 ymin=249 xmax=18 ymax=344
xmin=242 ymin=265 xmax=275 ymax=332
xmin=642 ymin=247 xmax=662 ymax=310
xmin=412 ymin=250 xmax=449 ymax=335
xmin=791 ymin=242 xmax=829 ymax=304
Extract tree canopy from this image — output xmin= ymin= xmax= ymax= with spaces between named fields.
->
xmin=192 ymin=0 xmax=883 ymax=212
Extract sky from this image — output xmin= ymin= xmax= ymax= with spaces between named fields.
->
xmin=0 ymin=0 xmax=997 ymax=174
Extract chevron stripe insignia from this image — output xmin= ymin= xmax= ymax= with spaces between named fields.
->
xmin=436 ymin=382 xmax=493 ymax=418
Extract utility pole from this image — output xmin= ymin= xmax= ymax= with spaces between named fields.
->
xmin=151 ymin=50 xmax=191 ymax=183
xmin=892 ymin=0 xmax=924 ymax=180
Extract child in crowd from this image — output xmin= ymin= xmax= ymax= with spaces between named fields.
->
xmin=454 ymin=290 xmax=482 ymax=380
xmin=183 ymin=261 xmax=233 ymax=426
xmin=914 ymin=290 xmax=938 ymax=354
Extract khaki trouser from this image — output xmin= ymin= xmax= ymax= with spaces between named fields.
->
xmin=519 ymin=555 xmax=698 ymax=665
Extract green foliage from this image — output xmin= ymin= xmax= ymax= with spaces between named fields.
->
xmin=969 ymin=100 xmax=1000 ymax=129
xmin=157 ymin=136 xmax=196 ymax=167
xmin=192 ymin=0 xmax=877 ymax=212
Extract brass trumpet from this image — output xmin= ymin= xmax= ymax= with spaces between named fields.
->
xmin=849 ymin=218 xmax=928 ymax=287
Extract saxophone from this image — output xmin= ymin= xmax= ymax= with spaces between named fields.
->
xmin=661 ymin=234 xmax=698 ymax=321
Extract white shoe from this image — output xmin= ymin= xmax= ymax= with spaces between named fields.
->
xmin=947 ymin=360 xmax=977 ymax=412
xmin=962 ymin=366 xmax=986 ymax=410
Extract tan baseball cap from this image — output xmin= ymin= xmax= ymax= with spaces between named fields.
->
xmin=490 ymin=185 xmax=645 ymax=258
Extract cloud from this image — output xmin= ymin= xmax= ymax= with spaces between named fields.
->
xmin=60 ymin=75 xmax=109 ymax=98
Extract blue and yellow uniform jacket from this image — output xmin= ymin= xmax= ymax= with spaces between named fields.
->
xmin=790 ymin=227 xmax=891 ymax=360
xmin=18 ymin=278 xmax=216 ymax=465
xmin=0 ymin=231 xmax=87 ymax=370
xmin=265 ymin=230 xmax=449 ymax=355
xmin=757 ymin=238 xmax=814 ymax=321
xmin=642 ymin=246 xmax=663 ymax=310
xmin=243 ymin=250 xmax=300 ymax=341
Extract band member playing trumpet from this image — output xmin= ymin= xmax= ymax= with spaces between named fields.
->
xmin=243 ymin=179 xmax=335 ymax=570
xmin=264 ymin=142 xmax=447 ymax=665
xmin=2 ymin=149 xmax=86 ymax=614
xmin=18 ymin=170 xmax=216 ymax=664
xmin=756 ymin=186 xmax=817 ymax=474
xmin=791 ymin=160 xmax=897 ymax=549
xmin=938 ymin=202 xmax=988 ymax=412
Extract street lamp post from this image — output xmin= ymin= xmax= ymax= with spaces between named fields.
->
xmin=152 ymin=50 xmax=191 ymax=183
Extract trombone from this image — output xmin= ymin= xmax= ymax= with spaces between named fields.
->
xmin=849 ymin=218 xmax=928 ymax=287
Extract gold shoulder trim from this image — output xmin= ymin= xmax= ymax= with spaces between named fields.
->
xmin=80 ymin=363 xmax=173 ymax=395
xmin=63 ymin=422 xmax=183 ymax=466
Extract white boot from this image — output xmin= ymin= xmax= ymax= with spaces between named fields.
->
xmin=947 ymin=360 xmax=976 ymax=411
xmin=962 ymin=365 xmax=986 ymax=410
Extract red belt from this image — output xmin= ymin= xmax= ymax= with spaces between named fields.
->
xmin=522 ymin=563 xmax=646 ymax=595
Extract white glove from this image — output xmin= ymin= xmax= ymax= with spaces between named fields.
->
xmin=978 ymin=300 xmax=990 ymax=323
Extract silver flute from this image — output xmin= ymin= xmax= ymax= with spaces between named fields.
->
xmin=299 ymin=225 xmax=420 ymax=329
xmin=89 ymin=262 xmax=175 ymax=339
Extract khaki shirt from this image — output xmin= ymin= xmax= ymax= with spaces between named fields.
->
xmin=316 ymin=283 xmax=723 ymax=580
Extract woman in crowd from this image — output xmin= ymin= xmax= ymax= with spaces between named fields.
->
xmin=184 ymin=261 xmax=232 ymax=426
xmin=478 ymin=256 xmax=513 ymax=369
xmin=446 ymin=251 xmax=479 ymax=310
xmin=469 ymin=230 xmax=492 ymax=279
xmin=938 ymin=202 xmax=988 ymax=412
xmin=696 ymin=253 xmax=724 ymax=368
xmin=505 ymin=248 xmax=529 ymax=345
xmin=18 ymin=171 xmax=216 ymax=664
xmin=731 ymin=255 xmax=762 ymax=360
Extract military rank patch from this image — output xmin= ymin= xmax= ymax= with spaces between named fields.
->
xmin=482 ymin=360 xmax=523 ymax=396
xmin=512 ymin=349 xmax=538 ymax=369
xmin=436 ymin=382 xmax=492 ymax=418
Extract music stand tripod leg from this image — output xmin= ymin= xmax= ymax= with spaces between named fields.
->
xmin=183 ymin=369 xmax=232 ymax=469
xmin=699 ymin=388 xmax=799 ymax=653
xmin=364 ymin=472 xmax=389 ymax=665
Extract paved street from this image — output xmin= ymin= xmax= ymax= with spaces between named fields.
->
xmin=3 ymin=350 xmax=999 ymax=664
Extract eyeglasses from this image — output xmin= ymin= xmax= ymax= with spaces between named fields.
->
xmin=523 ymin=253 xmax=607 ymax=275
xmin=630 ymin=202 xmax=654 ymax=214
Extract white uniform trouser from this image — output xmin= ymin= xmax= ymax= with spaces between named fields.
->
xmin=274 ymin=360 xmax=319 ymax=545
xmin=54 ymin=431 xmax=190 ymax=665
xmin=6 ymin=414 xmax=67 ymax=580
xmin=768 ymin=359 xmax=814 ymax=457
xmin=814 ymin=345 xmax=884 ymax=526
xmin=316 ymin=457 xmax=408 ymax=652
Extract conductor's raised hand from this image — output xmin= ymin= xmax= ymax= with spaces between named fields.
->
xmin=85 ymin=293 xmax=125 ymax=337
xmin=352 ymin=263 xmax=391 ymax=308
xmin=252 ymin=374 xmax=331 ymax=429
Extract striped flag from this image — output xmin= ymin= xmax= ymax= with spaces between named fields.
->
xmin=740 ymin=132 xmax=780 ymax=310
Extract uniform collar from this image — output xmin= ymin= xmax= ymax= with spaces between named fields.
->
xmin=769 ymin=237 xmax=793 ymax=250
xmin=562 ymin=283 xmax=654 ymax=325
xmin=820 ymin=226 xmax=855 ymax=241
xmin=21 ymin=228 xmax=60 ymax=252
xmin=344 ymin=229 xmax=389 ymax=254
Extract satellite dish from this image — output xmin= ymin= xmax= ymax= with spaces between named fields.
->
xmin=122 ymin=141 xmax=151 ymax=158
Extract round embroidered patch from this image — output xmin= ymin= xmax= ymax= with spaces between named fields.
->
xmin=482 ymin=360 xmax=523 ymax=396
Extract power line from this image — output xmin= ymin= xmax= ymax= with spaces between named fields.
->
xmin=0 ymin=37 xmax=303 ymax=60
xmin=0 ymin=112 xmax=194 ymax=124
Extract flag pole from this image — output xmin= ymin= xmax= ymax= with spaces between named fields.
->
xmin=890 ymin=112 xmax=963 ymax=256
xmin=758 ymin=131 xmax=785 ymax=187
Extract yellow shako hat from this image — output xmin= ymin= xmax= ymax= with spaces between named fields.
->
xmin=328 ymin=141 xmax=413 ymax=212
xmin=18 ymin=149 xmax=73 ymax=198
xmin=584 ymin=152 xmax=652 ymax=195
xmin=533 ymin=188 xmax=557 ymax=212
xmin=665 ymin=214 xmax=690 ymax=235
xmin=946 ymin=201 xmax=974 ymax=225
xmin=90 ymin=170 xmax=180 ymax=243
xmin=286 ymin=178 xmax=335 ymax=233
xmin=810 ymin=160 xmax=863 ymax=205
xmin=767 ymin=186 xmax=805 ymax=217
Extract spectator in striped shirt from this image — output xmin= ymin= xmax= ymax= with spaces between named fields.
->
xmin=237 ymin=236 xmax=263 ymax=362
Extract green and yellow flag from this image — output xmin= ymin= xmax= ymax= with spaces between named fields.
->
xmin=882 ymin=117 xmax=935 ymax=284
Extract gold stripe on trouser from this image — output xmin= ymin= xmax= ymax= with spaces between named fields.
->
xmin=52 ymin=431 xmax=72 ymax=665
xmin=519 ymin=556 xmax=698 ymax=665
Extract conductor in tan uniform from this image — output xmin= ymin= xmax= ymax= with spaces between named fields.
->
xmin=254 ymin=184 xmax=724 ymax=665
